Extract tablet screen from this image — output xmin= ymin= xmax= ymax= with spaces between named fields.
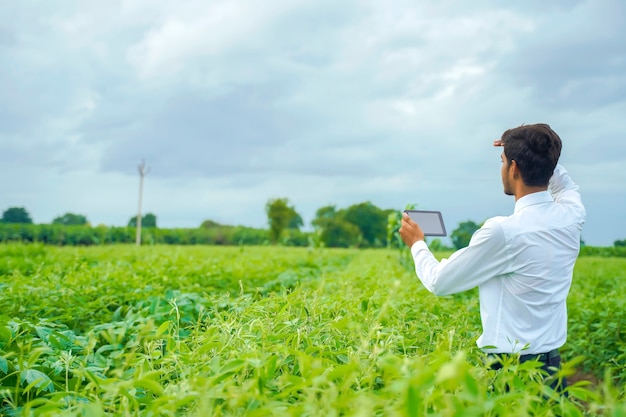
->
xmin=403 ymin=210 xmax=447 ymax=236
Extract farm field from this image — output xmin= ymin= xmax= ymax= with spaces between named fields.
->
xmin=0 ymin=244 xmax=624 ymax=416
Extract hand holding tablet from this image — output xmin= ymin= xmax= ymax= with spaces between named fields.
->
xmin=403 ymin=210 xmax=447 ymax=236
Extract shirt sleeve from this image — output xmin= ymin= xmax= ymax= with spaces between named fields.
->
xmin=409 ymin=219 xmax=510 ymax=296
xmin=549 ymin=164 xmax=586 ymax=218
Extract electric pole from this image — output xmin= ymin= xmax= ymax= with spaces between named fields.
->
xmin=136 ymin=160 xmax=149 ymax=246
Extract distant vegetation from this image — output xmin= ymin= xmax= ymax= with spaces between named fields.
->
xmin=128 ymin=213 xmax=157 ymax=228
xmin=0 ymin=207 xmax=32 ymax=224
xmin=1 ymin=205 xmax=624 ymax=253
xmin=52 ymin=212 xmax=89 ymax=226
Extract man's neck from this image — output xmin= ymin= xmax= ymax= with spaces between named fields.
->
xmin=514 ymin=185 xmax=548 ymax=201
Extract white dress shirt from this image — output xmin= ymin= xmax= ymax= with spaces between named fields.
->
xmin=410 ymin=164 xmax=586 ymax=354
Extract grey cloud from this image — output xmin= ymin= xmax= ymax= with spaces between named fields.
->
xmin=0 ymin=140 xmax=55 ymax=168
xmin=497 ymin=1 xmax=626 ymax=109
xmin=91 ymin=86 xmax=298 ymax=177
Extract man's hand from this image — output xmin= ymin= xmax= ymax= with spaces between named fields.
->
xmin=493 ymin=139 xmax=503 ymax=147
xmin=399 ymin=212 xmax=425 ymax=247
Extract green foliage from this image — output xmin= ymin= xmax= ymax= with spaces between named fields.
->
xmin=0 ymin=244 xmax=623 ymax=415
xmin=314 ymin=202 xmax=394 ymax=248
xmin=0 ymin=223 xmax=283 ymax=246
xmin=427 ymin=238 xmax=453 ymax=252
xmin=386 ymin=210 xmax=402 ymax=249
xmin=312 ymin=205 xmax=361 ymax=248
xmin=614 ymin=239 xmax=626 ymax=247
xmin=579 ymin=246 xmax=626 ymax=257
xmin=342 ymin=202 xmax=388 ymax=247
xmin=566 ymin=256 xmax=626 ymax=382
xmin=200 ymin=219 xmax=223 ymax=228
xmin=52 ymin=212 xmax=89 ymax=226
xmin=386 ymin=204 xmax=419 ymax=269
xmin=266 ymin=198 xmax=302 ymax=244
xmin=0 ymin=221 xmax=298 ymax=247
xmin=128 ymin=213 xmax=157 ymax=228
xmin=316 ymin=217 xmax=361 ymax=248
xmin=288 ymin=212 xmax=304 ymax=230
xmin=451 ymin=220 xmax=481 ymax=249
xmin=280 ymin=228 xmax=310 ymax=247
xmin=1 ymin=207 xmax=33 ymax=224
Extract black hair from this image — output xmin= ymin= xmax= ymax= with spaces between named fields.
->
xmin=501 ymin=123 xmax=562 ymax=187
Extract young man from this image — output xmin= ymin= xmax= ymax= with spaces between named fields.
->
xmin=399 ymin=123 xmax=585 ymax=390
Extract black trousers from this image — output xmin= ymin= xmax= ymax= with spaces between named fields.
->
xmin=489 ymin=349 xmax=568 ymax=394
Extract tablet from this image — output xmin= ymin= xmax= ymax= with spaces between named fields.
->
xmin=403 ymin=210 xmax=447 ymax=236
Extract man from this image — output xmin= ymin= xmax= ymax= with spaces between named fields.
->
xmin=399 ymin=123 xmax=585 ymax=391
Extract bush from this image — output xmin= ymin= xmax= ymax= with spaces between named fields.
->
xmin=0 ymin=223 xmax=295 ymax=247
xmin=579 ymin=246 xmax=626 ymax=257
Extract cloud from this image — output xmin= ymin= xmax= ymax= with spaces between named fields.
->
xmin=0 ymin=0 xmax=625 ymax=245
xmin=497 ymin=0 xmax=626 ymax=110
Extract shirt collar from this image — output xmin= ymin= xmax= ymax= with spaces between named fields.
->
xmin=514 ymin=191 xmax=553 ymax=214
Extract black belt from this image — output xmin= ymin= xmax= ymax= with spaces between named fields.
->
xmin=519 ymin=349 xmax=560 ymax=364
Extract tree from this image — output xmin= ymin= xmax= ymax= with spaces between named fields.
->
xmin=615 ymin=239 xmax=626 ymax=247
xmin=1 ymin=207 xmax=33 ymax=224
xmin=312 ymin=205 xmax=362 ymax=248
xmin=266 ymin=198 xmax=302 ymax=244
xmin=128 ymin=213 xmax=157 ymax=228
xmin=428 ymin=238 xmax=446 ymax=252
xmin=201 ymin=220 xmax=224 ymax=228
xmin=288 ymin=212 xmax=304 ymax=230
xmin=342 ymin=202 xmax=387 ymax=247
xmin=450 ymin=220 xmax=481 ymax=249
xmin=318 ymin=218 xmax=361 ymax=248
xmin=52 ymin=213 xmax=89 ymax=226
xmin=311 ymin=202 xmax=390 ymax=248
xmin=311 ymin=205 xmax=338 ymax=228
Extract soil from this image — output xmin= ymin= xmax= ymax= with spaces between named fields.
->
xmin=567 ymin=370 xmax=601 ymax=388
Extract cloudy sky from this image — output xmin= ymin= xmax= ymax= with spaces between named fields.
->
xmin=1 ymin=0 xmax=624 ymax=246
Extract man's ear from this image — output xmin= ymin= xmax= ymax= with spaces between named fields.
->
xmin=510 ymin=160 xmax=520 ymax=179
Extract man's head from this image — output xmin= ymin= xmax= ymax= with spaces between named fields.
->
xmin=500 ymin=124 xmax=562 ymax=195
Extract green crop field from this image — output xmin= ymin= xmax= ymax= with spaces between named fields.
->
xmin=0 ymin=244 xmax=624 ymax=416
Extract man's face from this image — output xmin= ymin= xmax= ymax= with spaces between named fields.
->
xmin=501 ymin=152 xmax=514 ymax=196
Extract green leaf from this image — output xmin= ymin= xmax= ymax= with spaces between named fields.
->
xmin=335 ymin=354 xmax=349 ymax=364
xmin=464 ymin=372 xmax=480 ymax=397
xmin=156 ymin=321 xmax=171 ymax=337
xmin=134 ymin=377 xmax=164 ymax=396
xmin=21 ymin=368 xmax=54 ymax=393
xmin=327 ymin=363 xmax=356 ymax=381
xmin=220 ymin=359 xmax=246 ymax=373
xmin=406 ymin=384 xmax=420 ymax=417
xmin=0 ymin=356 xmax=8 ymax=374
xmin=79 ymin=403 xmax=106 ymax=417
xmin=0 ymin=326 xmax=12 ymax=343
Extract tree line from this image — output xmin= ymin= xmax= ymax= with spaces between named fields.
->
xmin=2 ymin=204 xmax=624 ymax=251
xmin=0 ymin=207 xmax=156 ymax=228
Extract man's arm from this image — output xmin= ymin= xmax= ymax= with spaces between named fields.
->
xmin=549 ymin=164 xmax=586 ymax=218
xmin=402 ymin=217 xmax=510 ymax=296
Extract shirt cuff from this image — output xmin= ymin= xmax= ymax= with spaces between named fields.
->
xmin=410 ymin=240 xmax=429 ymax=257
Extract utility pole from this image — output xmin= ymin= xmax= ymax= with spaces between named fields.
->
xmin=136 ymin=160 xmax=149 ymax=246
